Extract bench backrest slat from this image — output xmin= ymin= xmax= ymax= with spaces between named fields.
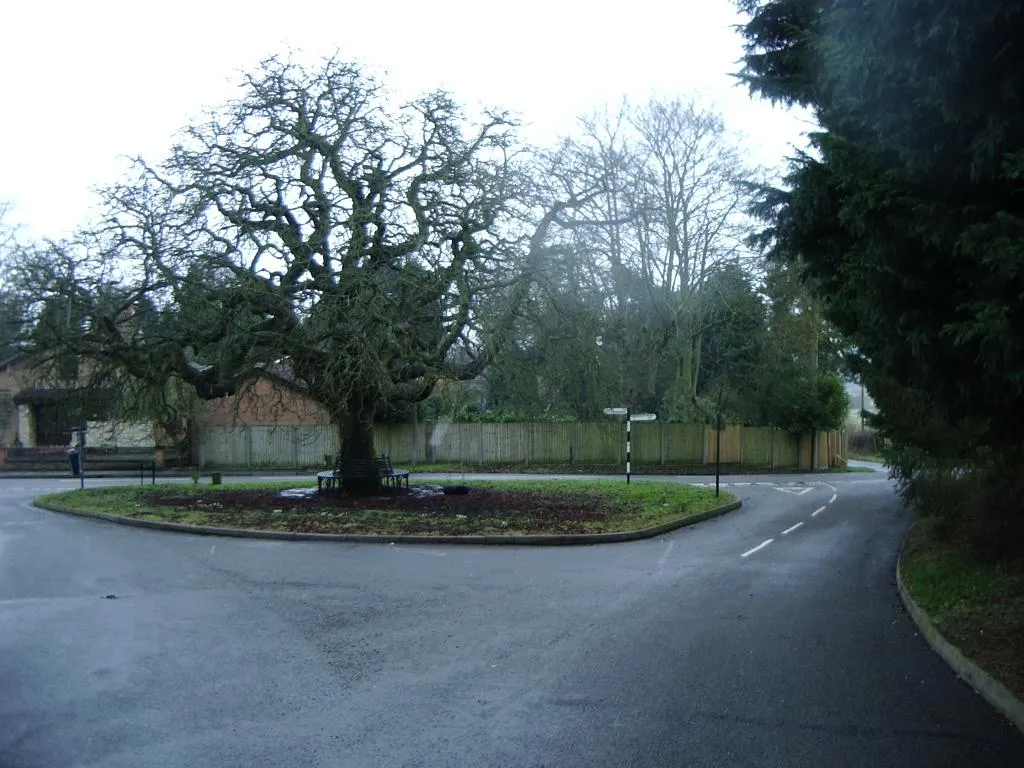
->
xmin=329 ymin=454 xmax=403 ymax=479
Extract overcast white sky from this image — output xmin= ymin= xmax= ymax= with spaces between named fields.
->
xmin=1 ymin=0 xmax=811 ymax=240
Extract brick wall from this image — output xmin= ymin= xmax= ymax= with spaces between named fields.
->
xmin=203 ymin=378 xmax=330 ymax=427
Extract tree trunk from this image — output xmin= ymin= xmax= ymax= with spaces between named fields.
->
xmin=670 ymin=314 xmax=701 ymax=422
xmin=691 ymin=325 xmax=703 ymax=399
xmin=339 ymin=388 xmax=379 ymax=494
xmin=676 ymin=341 xmax=695 ymax=421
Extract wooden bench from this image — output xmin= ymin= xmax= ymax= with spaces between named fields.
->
xmin=83 ymin=452 xmax=157 ymax=485
xmin=317 ymin=454 xmax=409 ymax=492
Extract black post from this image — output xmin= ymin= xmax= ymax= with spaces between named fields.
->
xmin=860 ymin=381 xmax=865 ymax=431
xmin=715 ymin=413 xmax=722 ymax=497
xmin=626 ymin=408 xmax=632 ymax=485
xmin=78 ymin=422 xmax=87 ymax=491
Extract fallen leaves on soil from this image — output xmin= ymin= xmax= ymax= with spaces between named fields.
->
xmin=141 ymin=486 xmax=621 ymax=535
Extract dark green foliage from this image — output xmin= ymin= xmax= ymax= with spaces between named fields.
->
xmin=0 ymin=290 xmax=28 ymax=362
xmin=698 ymin=263 xmax=767 ymax=418
xmin=758 ymin=370 xmax=848 ymax=433
xmin=739 ymin=0 xmax=1024 ymax=553
xmin=476 ymin=254 xmax=848 ymax=428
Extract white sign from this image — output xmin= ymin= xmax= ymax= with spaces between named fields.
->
xmin=603 ymin=407 xmax=628 ymax=416
xmin=629 ymin=413 xmax=657 ymax=422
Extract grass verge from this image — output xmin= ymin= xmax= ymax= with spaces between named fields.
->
xmin=901 ymin=518 xmax=1024 ymax=700
xmin=36 ymin=479 xmax=737 ymax=537
xmin=849 ymin=453 xmax=886 ymax=463
xmin=398 ymin=462 xmax=866 ymax=475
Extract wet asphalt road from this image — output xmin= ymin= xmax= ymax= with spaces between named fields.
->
xmin=1 ymin=470 xmax=1022 ymax=767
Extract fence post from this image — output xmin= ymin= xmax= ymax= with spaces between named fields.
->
xmin=715 ymin=413 xmax=722 ymax=496
xmin=412 ymin=406 xmax=419 ymax=466
xmin=197 ymin=426 xmax=206 ymax=469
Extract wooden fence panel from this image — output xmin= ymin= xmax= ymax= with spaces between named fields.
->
xmin=661 ymin=424 xmax=706 ymax=464
xmin=375 ymin=424 xmax=419 ymax=464
xmin=774 ymin=431 xmax=800 ymax=467
xmin=423 ymin=422 xmax=462 ymax=463
xmin=249 ymin=427 xmax=283 ymax=467
xmin=630 ymin=424 xmax=660 ymax=464
xmin=293 ymin=425 xmax=338 ymax=468
xmin=198 ymin=423 xmax=846 ymax=470
xmin=531 ymin=422 xmax=574 ymax=463
xmin=570 ymin=423 xmax=624 ymax=463
xmin=741 ymin=427 xmax=774 ymax=467
xmin=706 ymin=426 xmax=743 ymax=463
xmin=201 ymin=427 xmax=249 ymax=467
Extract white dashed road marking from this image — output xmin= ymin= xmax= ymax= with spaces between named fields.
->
xmin=741 ymin=539 xmax=774 ymax=558
xmin=829 ymin=493 xmax=837 ymax=504
xmin=657 ymin=541 xmax=675 ymax=569
xmin=812 ymin=506 xmax=827 ymax=517
xmin=782 ymin=522 xmax=804 ymax=535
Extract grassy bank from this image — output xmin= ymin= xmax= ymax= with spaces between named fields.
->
xmin=848 ymin=453 xmax=886 ymax=463
xmin=36 ymin=479 xmax=736 ymax=537
xmin=901 ymin=518 xmax=1024 ymax=699
xmin=377 ymin=462 xmax=867 ymax=475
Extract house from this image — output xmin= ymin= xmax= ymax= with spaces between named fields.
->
xmin=0 ymin=355 xmax=117 ymax=447
xmin=0 ymin=355 xmax=152 ymax=452
xmin=0 ymin=355 xmax=53 ymax=446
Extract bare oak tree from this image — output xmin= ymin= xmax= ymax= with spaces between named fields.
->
xmin=21 ymin=56 xmax=524 ymax=491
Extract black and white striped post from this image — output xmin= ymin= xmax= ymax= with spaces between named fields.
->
xmin=626 ymin=409 xmax=632 ymax=484
xmin=716 ymin=411 xmax=723 ymax=498
xmin=604 ymin=407 xmax=656 ymax=484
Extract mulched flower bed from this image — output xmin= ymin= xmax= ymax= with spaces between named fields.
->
xmin=137 ymin=486 xmax=622 ymax=534
xmin=145 ymin=487 xmax=606 ymax=518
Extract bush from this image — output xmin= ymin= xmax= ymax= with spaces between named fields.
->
xmin=890 ymin=444 xmax=1024 ymax=562
xmin=848 ymin=429 xmax=880 ymax=455
xmin=764 ymin=372 xmax=851 ymax=433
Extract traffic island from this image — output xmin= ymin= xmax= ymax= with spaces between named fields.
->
xmin=33 ymin=479 xmax=741 ymax=545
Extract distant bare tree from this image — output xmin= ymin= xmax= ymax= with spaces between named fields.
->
xmin=629 ymin=98 xmax=757 ymax=419
xmin=556 ymin=99 xmax=758 ymax=419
